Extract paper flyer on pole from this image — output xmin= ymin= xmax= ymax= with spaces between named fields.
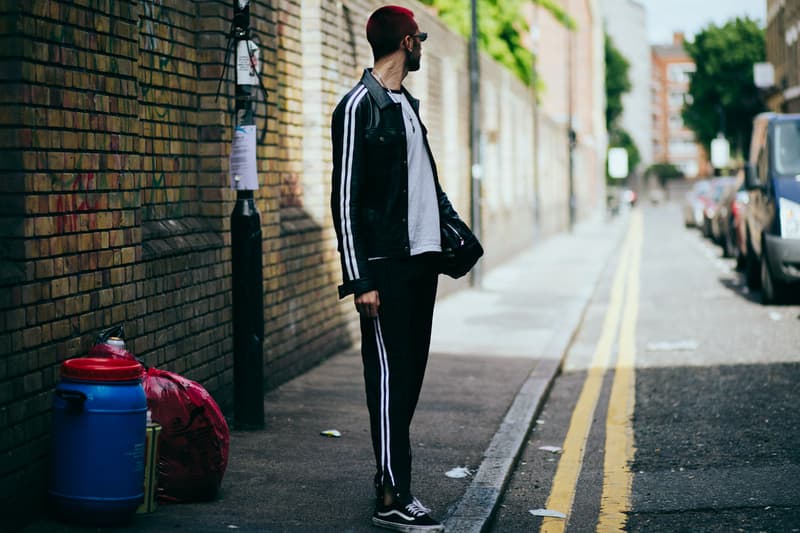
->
xmin=236 ymin=40 xmax=259 ymax=86
xmin=230 ymin=125 xmax=258 ymax=190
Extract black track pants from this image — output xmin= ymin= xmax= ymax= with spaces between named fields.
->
xmin=360 ymin=253 xmax=439 ymax=496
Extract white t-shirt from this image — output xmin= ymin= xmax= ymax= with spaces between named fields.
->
xmin=386 ymin=89 xmax=441 ymax=256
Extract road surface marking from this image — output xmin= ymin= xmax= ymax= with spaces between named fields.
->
xmin=540 ymin=215 xmax=637 ymax=533
xmin=597 ymin=210 xmax=642 ymax=531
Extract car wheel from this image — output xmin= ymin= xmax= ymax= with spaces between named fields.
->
xmin=760 ymin=251 xmax=785 ymax=305
xmin=734 ymin=225 xmax=746 ymax=271
xmin=734 ymin=245 xmax=746 ymax=271
xmin=723 ymin=219 xmax=736 ymax=258
xmin=745 ymin=235 xmax=761 ymax=290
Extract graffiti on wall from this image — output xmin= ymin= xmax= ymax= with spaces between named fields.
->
xmin=54 ymin=172 xmax=99 ymax=234
xmin=140 ymin=0 xmax=187 ymax=220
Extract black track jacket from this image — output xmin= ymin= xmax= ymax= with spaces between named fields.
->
xmin=330 ymin=69 xmax=460 ymax=299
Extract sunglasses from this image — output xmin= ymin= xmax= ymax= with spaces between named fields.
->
xmin=411 ymin=32 xmax=428 ymax=42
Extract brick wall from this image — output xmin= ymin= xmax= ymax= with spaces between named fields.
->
xmin=1 ymin=1 xmax=146 ymax=526
xmin=264 ymin=0 xmax=353 ymax=388
xmin=0 ymin=0 xmax=595 ymax=528
xmin=0 ymin=1 xmax=355 ymax=524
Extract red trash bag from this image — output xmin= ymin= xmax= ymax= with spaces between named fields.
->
xmin=88 ymin=326 xmax=230 ymax=502
xmin=144 ymin=367 xmax=230 ymax=502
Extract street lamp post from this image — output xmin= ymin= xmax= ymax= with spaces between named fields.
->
xmin=530 ymin=18 xmax=541 ymax=234
xmin=567 ymin=0 xmax=576 ymax=232
xmin=469 ymin=0 xmax=482 ymax=287
xmin=229 ymin=0 xmax=264 ymax=430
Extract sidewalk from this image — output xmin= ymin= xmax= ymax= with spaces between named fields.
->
xmin=24 ymin=211 xmax=627 ymax=533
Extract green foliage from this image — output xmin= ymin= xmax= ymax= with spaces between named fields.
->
xmin=646 ymin=162 xmax=684 ymax=187
xmin=535 ymin=0 xmax=576 ymax=30
xmin=605 ymin=34 xmax=630 ymax=131
xmin=418 ymin=0 xmax=575 ymax=86
xmin=604 ymin=33 xmax=639 ymax=181
xmin=682 ymin=17 xmax=766 ymax=157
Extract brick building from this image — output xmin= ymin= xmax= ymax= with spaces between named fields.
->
xmin=524 ymin=0 xmax=608 ymax=230
xmin=765 ymin=0 xmax=800 ymax=112
xmin=0 ymin=0 xmax=603 ymax=526
xmin=651 ymin=32 xmax=705 ymax=177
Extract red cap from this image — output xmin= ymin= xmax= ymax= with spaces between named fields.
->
xmin=366 ymin=6 xmax=418 ymax=60
xmin=61 ymin=357 xmax=144 ymax=382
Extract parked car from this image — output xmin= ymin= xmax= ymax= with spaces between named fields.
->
xmin=682 ymin=179 xmax=711 ymax=228
xmin=742 ymin=112 xmax=800 ymax=304
xmin=716 ymin=167 xmax=749 ymax=264
xmin=709 ymin=172 xmax=745 ymax=257
xmin=728 ymin=184 xmax=750 ymax=268
xmin=731 ymin=188 xmax=750 ymax=268
xmin=703 ymin=176 xmax=737 ymax=240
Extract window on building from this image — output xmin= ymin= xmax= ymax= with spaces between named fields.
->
xmin=669 ymin=90 xmax=685 ymax=107
xmin=669 ymin=139 xmax=698 ymax=156
xmin=668 ymin=63 xmax=695 ymax=83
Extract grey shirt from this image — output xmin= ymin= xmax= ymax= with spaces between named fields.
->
xmin=387 ymin=89 xmax=441 ymax=256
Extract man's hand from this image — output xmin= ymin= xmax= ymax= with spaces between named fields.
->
xmin=355 ymin=290 xmax=380 ymax=318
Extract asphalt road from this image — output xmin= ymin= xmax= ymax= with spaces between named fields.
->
xmin=490 ymin=202 xmax=800 ymax=532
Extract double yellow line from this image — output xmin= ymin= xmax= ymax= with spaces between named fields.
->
xmin=541 ymin=210 xmax=643 ymax=533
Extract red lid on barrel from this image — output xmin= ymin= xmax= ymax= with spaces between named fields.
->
xmin=61 ymin=357 xmax=144 ymax=382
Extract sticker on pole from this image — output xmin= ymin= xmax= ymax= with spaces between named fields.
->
xmin=711 ymin=136 xmax=730 ymax=169
xmin=608 ymin=147 xmax=628 ymax=179
xmin=236 ymin=40 xmax=260 ymax=86
xmin=230 ymin=125 xmax=258 ymax=190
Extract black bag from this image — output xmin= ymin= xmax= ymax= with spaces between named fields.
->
xmin=439 ymin=215 xmax=484 ymax=279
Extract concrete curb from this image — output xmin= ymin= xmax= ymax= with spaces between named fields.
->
xmin=443 ymin=218 xmax=626 ymax=533
xmin=444 ymin=357 xmax=560 ymax=532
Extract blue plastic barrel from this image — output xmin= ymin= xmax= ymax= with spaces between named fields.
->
xmin=49 ymin=357 xmax=147 ymax=524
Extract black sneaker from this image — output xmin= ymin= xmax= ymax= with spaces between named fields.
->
xmin=372 ymin=495 xmax=443 ymax=532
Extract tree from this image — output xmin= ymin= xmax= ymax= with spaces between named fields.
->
xmin=418 ymin=0 xmax=575 ymax=86
xmin=605 ymin=34 xmax=630 ymax=131
xmin=682 ymin=18 xmax=766 ymax=158
xmin=604 ymin=34 xmax=639 ymax=182
xmin=646 ymin=162 xmax=683 ymax=188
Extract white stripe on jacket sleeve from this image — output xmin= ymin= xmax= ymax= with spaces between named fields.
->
xmin=339 ymin=85 xmax=367 ymax=281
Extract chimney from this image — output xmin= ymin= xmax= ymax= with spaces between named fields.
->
xmin=673 ymin=32 xmax=685 ymax=46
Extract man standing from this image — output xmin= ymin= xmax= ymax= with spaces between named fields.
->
xmin=330 ymin=5 xmax=458 ymax=532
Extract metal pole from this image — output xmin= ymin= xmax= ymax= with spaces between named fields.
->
xmin=567 ymin=1 xmax=576 ymax=232
xmin=230 ymin=0 xmax=264 ymax=430
xmin=531 ymin=11 xmax=541 ymax=234
xmin=469 ymin=0 xmax=482 ymax=287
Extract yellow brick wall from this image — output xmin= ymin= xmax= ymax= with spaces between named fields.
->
xmin=0 ymin=1 xmax=145 ymax=526
xmin=0 ymin=0 xmax=352 ymax=524
xmin=0 ymin=0 xmax=579 ymax=526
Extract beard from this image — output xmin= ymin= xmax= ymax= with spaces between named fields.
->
xmin=406 ymin=49 xmax=421 ymax=71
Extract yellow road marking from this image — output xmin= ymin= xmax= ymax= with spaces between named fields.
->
xmin=540 ymin=217 xmax=637 ymax=533
xmin=597 ymin=210 xmax=642 ymax=531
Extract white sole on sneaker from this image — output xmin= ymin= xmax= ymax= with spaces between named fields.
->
xmin=372 ymin=516 xmax=445 ymax=532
